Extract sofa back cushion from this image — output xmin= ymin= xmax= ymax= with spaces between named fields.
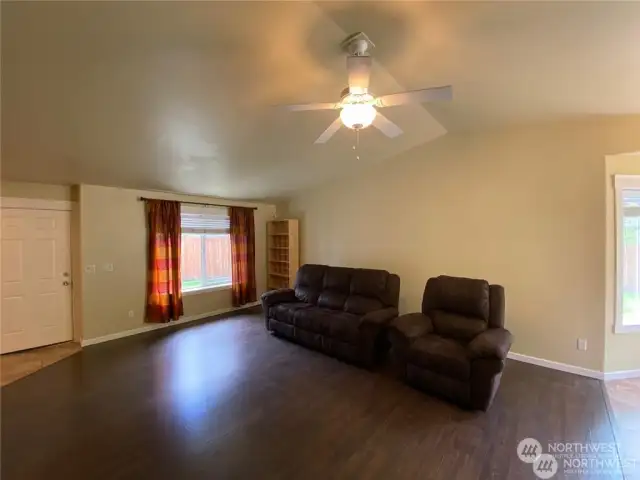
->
xmin=422 ymin=275 xmax=493 ymax=341
xmin=294 ymin=264 xmax=400 ymax=315
xmin=423 ymin=276 xmax=490 ymax=320
xmin=294 ymin=264 xmax=325 ymax=304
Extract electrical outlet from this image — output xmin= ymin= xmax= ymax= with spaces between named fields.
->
xmin=128 ymin=310 xmax=134 ymax=318
xmin=84 ymin=265 xmax=96 ymax=274
xmin=577 ymin=338 xmax=588 ymax=351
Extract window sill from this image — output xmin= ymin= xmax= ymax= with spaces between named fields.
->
xmin=182 ymin=284 xmax=232 ymax=296
xmin=613 ymin=324 xmax=640 ymax=334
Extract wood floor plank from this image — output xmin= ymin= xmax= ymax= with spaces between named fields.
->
xmin=0 ymin=313 xmax=629 ymax=479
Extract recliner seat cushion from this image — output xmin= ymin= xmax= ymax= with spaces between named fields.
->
xmin=294 ymin=307 xmax=361 ymax=343
xmin=409 ymin=335 xmax=470 ymax=381
xmin=431 ymin=310 xmax=487 ymax=342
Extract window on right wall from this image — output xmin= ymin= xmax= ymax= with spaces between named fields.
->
xmin=615 ymin=175 xmax=640 ymax=333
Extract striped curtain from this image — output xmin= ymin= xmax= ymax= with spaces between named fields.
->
xmin=145 ymin=200 xmax=184 ymax=322
xmin=230 ymin=206 xmax=257 ymax=307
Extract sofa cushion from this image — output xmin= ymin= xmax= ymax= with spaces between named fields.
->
xmin=350 ymin=268 xmax=388 ymax=301
xmin=432 ymin=310 xmax=487 ymax=342
xmin=409 ymin=335 xmax=470 ymax=381
xmin=271 ymin=302 xmax=311 ymax=325
xmin=295 ymin=264 xmax=326 ymax=304
xmin=293 ymin=307 xmax=361 ymax=343
xmin=344 ymin=295 xmax=384 ymax=315
xmin=294 ymin=307 xmax=332 ymax=334
xmin=326 ymin=311 xmax=362 ymax=344
xmin=323 ymin=267 xmax=352 ymax=293
xmin=296 ymin=264 xmax=326 ymax=287
xmin=423 ymin=276 xmax=490 ymax=321
xmin=317 ymin=291 xmax=348 ymax=310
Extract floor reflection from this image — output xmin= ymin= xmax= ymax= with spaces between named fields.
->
xmin=605 ymin=378 xmax=640 ymax=479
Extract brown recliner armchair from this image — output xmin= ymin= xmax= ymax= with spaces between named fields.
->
xmin=389 ymin=275 xmax=513 ymax=411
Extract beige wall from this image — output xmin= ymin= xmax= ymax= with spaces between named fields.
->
xmin=79 ymin=184 xmax=275 ymax=340
xmin=604 ymin=153 xmax=640 ymax=373
xmin=0 ymin=180 xmax=73 ymax=201
xmin=286 ymin=116 xmax=640 ymax=372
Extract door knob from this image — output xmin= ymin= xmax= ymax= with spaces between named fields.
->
xmin=63 ymin=281 xmax=71 ymax=286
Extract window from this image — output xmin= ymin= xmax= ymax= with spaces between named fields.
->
xmin=615 ymin=175 xmax=640 ymax=332
xmin=180 ymin=206 xmax=232 ymax=293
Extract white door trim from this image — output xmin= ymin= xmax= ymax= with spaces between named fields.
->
xmin=0 ymin=197 xmax=74 ymax=211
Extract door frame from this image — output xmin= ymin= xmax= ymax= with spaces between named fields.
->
xmin=0 ymin=197 xmax=73 ymax=212
xmin=0 ymin=196 xmax=77 ymax=349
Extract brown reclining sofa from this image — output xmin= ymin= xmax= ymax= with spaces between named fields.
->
xmin=261 ymin=264 xmax=400 ymax=367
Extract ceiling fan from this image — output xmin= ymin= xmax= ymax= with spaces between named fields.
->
xmin=281 ymin=32 xmax=453 ymax=144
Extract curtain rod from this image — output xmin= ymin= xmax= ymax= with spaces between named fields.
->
xmin=138 ymin=196 xmax=258 ymax=210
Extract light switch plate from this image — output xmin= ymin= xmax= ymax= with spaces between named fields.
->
xmin=84 ymin=265 xmax=96 ymax=274
xmin=103 ymin=263 xmax=114 ymax=272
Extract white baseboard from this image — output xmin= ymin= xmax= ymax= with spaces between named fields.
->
xmin=81 ymin=301 xmax=260 ymax=347
xmin=603 ymin=369 xmax=640 ymax=381
xmin=507 ymin=352 xmax=604 ymax=380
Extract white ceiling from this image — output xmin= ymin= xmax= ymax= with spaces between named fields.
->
xmin=2 ymin=1 xmax=639 ymax=200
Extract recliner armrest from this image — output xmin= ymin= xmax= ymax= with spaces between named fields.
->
xmin=388 ymin=313 xmax=433 ymax=351
xmin=467 ymin=328 xmax=513 ymax=360
xmin=360 ymin=307 xmax=399 ymax=328
xmin=261 ymin=289 xmax=297 ymax=308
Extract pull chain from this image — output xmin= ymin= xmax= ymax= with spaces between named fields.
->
xmin=353 ymin=129 xmax=360 ymax=160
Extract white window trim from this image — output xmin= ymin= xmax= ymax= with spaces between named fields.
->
xmin=182 ymin=283 xmax=232 ymax=296
xmin=614 ymin=175 xmax=640 ymax=333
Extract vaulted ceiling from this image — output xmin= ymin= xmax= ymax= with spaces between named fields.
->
xmin=2 ymin=1 xmax=639 ymax=199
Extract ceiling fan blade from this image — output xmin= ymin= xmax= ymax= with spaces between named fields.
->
xmin=372 ymin=112 xmax=403 ymax=138
xmin=376 ymin=85 xmax=453 ymax=108
xmin=347 ymin=55 xmax=372 ymax=95
xmin=314 ymin=117 xmax=342 ymax=144
xmin=280 ymin=102 xmax=338 ymax=112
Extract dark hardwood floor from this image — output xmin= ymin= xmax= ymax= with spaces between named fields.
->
xmin=1 ymin=313 xmax=629 ymax=479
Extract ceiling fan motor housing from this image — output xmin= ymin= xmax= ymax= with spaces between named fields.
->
xmin=341 ymin=32 xmax=375 ymax=56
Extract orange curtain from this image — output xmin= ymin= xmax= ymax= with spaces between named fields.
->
xmin=230 ymin=206 xmax=257 ymax=307
xmin=145 ymin=200 xmax=184 ymax=322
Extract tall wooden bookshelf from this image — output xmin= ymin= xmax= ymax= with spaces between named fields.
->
xmin=267 ymin=219 xmax=299 ymax=290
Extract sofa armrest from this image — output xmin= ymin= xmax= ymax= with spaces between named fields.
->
xmin=388 ymin=313 xmax=433 ymax=353
xmin=360 ymin=307 xmax=399 ymax=328
xmin=260 ymin=289 xmax=297 ymax=308
xmin=468 ymin=328 xmax=513 ymax=360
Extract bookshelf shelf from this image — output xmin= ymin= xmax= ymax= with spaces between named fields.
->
xmin=266 ymin=219 xmax=299 ymax=290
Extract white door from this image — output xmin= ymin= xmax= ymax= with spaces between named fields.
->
xmin=1 ymin=208 xmax=73 ymax=354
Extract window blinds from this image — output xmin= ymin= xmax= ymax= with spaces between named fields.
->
xmin=180 ymin=206 xmax=230 ymax=234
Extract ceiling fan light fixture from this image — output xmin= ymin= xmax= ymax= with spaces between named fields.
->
xmin=340 ymin=103 xmax=377 ymax=130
